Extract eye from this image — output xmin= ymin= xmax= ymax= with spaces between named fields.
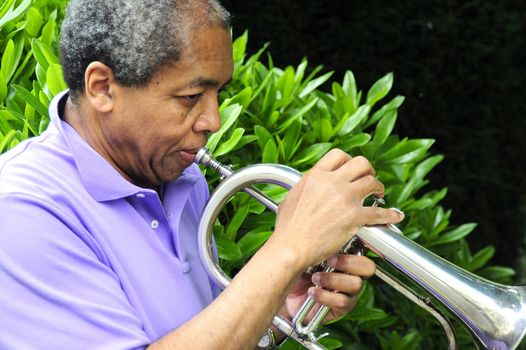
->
xmin=183 ymin=93 xmax=201 ymax=103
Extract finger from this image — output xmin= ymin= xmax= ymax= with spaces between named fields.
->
xmin=327 ymin=255 xmax=376 ymax=278
xmin=312 ymin=272 xmax=364 ymax=295
xmin=348 ymin=174 xmax=385 ymax=200
xmin=313 ymin=148 xmax=352 ymax=171
xmin=308 ymin=287 xmax=356 ymax=313
xmin=335 ymin=156 xmax=376 ymax=182
xmin=357 ymin=206 xmax=405 ymax=226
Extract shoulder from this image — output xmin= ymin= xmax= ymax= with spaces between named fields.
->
xmin=0 ymin=131 xmax=78 ymax=199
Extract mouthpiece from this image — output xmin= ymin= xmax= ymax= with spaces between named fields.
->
xmin=194 ymin=148 xmax=233 ymax=178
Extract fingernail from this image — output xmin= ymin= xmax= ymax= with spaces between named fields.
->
xmin=308 ymin=287 xmax=316 ymax=298
xmin=312 ymin=273 xmax=321 ymax=285
xmin=390 ymin=207 xmax=405 ymax=220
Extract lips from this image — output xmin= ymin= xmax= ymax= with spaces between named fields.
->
xmin=178 ymin=148 xmax=201 ymax=163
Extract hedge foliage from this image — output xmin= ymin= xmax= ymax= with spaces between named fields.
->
xmin=0 ymin=1 xmax=518 ymax=349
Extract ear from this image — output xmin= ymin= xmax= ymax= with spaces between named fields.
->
xmin=84 ymin=62 xmax=116 ymax=113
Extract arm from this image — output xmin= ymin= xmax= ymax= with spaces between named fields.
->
xmin=0 ymin=194 xmax=151 ymax=350
xmin=149 ymin=149 xmax=403 ymax=349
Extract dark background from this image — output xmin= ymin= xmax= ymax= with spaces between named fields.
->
xmin=221 ymin=0 xmax=526 ymax=279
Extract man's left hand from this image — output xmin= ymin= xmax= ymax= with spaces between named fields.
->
xmin=282 ymin=254 xmax=376 ymax=323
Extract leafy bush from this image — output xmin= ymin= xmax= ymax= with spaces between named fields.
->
xmin=202 ymin=32 xmax=516 ymax=349
xmin=0 ymin=0 xmax=66 ymax=152
xmin=0 ymin=2 xmax=516 ymax=349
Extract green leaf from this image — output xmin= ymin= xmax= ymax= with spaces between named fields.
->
xmin=372 ymin=109 xmax=397 ymax=149
xmin=24 ymin=7 xmax=44 ymax=37
xmin=0 ymin=0 xmax=15 ymax=19
xmin=46 ymin=64 xmax=66 ymax=96
xmin=12 ymin=50 xmax=34 ymax=83
xmin=342 ymin=70 xmax=357 ymax=100
xmin=294 ymin=59 xmax=308 ymax=84
xmin=206 ymin=103 xmax=242 ymax=152
xmin=31 ymin=38 xmax=59 ymax=71
xmin=366 ymin=72 xmax=393 ymax=107
xmin=262 ymin=139 xmax=278 ymax=163
xmin=254 ymin=125 xmax=273 ymax=151
xmin=11 ymin=84 xmax=49 ymax=117
xmin=291 ymin=143 xmax=332 ymax=168
xmin=365 ymin=95 xmax=405 ymax=128
xmin=378 ymin=139 xmax=435 ymax=165
xmin=332 ymin=82 xmax=346 ymax=99
xmin=224 ymin=204 xmax=249 ymax=241
xmin=215 ymin=237 xmax=242 ymax=261
xmin=277 ymin=98 xmax=318 ymax=133
xmin=336 ymin=104 xmax=371 ymax=136
xmin=319 ymin=116 xmax=333 ymax=142
xmin=333 ymin=95 xmax=357 ymax=119
xmin=319 ymin=337 xmax=343 ymax=350
xmin=478 ymin=266 xmax=515 ymax=282
xmin=0 ymin=110 xmax=17 ymax=134
xmin=0 ymin=0 xmax=31 ymax=29
xmin=348 ymin=307 xmax=389 ymax=322
xmin=430 ymin=223 xmax=477 ymax=246
xmin=395 ymin=155 xmax=444 ymax=203
xmin=413 ymin=154 xmax=444 ymax=179
xmin=467 ymin=246 xmax=495 ymax=271
xmin=299 ymin=71 xmax=333 ymax=98
xmin=224 ymin=86 xmax=252 ymax=110
xmin=232 ymin=30 xmax=248 ymax=64
xmin=1 ymin=39 xmax=15 ymax=82
xmin=261 ymin=75 xmax=277 ymax=115
xmin=214 ymin=128 xmax=245 ymax=157
xmin=38 ymin=116 xmax=49 ymax=134
xmin=0 ymin=75 xmax=7 ymax=103
xmin=358 ymin=315 xmax=397 ymax=332
xmin=265 ymin=110 xmax=280 ymax=129
xmin=276 ymin=66 xmax=296 ymax=106
xmin=39 ymin=12 xmax=57 ymax=47
xmin=238 ymin=230 xmax=272 ymax=259
xmin=340 ymin=133 xmax=371 ymax=151
xmin=282 ymin=118 xmax=302 ymax=158
xmin=0 ymin=130 xmax=16 ymax=153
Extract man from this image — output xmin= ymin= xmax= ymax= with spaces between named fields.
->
xmin=0 ymin=0 xmax=403 ymax=349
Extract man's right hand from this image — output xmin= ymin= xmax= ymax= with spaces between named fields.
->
xmin=271 ymin=148 xmax=404 ymax=270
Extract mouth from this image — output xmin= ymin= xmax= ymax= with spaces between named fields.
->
xmin=178 ymin=147 xmax=203 ymax=163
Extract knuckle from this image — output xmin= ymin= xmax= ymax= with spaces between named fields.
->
xmin=363 ymin=174 xmax=377 ymax=188
xmin=336 ymin=296 xmax=350 ymax=310
xmin=353 ymin=156 xmax=370 ymax=169
xmin=365 ymin=259 xmax=376 ymax=276
xmin=373 ymin=206 xmax=386 ymax=219
xmin=351 ymin=276 xmax=363 ymax=292
xmin=328 ymin=148 xmax=347 ymax=158
xmin=318 ymin=272 xmax=330 ymax=286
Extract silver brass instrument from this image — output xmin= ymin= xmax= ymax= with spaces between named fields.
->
xmin=194 ymin=147 xmax=526 ymax=350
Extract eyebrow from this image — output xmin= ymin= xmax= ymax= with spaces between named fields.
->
xmin=189 ymin=77 xmax=232 ymax=88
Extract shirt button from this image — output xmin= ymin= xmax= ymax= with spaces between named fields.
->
xmin=182 ymin=261 xmax=192 ymax=273
xmin=151 ymin=220 xmax=159 ymax=229
xmin=136 ymin=193 xmax=145 ymax=198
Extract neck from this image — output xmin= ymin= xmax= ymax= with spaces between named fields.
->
xmin=62 ymin=97 xmax=149 ymax=188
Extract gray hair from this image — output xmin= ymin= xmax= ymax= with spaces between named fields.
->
xmin=60 ymin=0 xmax=231 ymax=98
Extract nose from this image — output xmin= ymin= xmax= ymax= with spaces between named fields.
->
xmin=193 ymin=94 xmax=221 ymax=134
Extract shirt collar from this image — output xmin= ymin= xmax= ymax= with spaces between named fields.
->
xmin=49 ymin=91 xmax=200 ymax=202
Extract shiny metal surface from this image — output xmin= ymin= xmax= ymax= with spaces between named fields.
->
xmin=195 ymin=147 xmax=526 ymax=350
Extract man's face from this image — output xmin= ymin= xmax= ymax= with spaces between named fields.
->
xmin=102 ymin=25 xmax=233 ymax=188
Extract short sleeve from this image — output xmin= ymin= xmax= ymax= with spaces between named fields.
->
xmin=0 ymin=194 xmax=151 ymax=350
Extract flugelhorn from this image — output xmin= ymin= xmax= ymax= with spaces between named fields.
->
xmin=194 ymin=147 xmax=526 ymax=350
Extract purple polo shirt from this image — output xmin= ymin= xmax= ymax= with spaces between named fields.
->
xmin=0 ymin=91 xmax=217 ymax=349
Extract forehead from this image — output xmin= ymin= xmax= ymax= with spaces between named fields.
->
xmin=152 ymin=26 xmax=233 ymax=88
xmin=181 ymin=25 xmax=233 ymax=62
